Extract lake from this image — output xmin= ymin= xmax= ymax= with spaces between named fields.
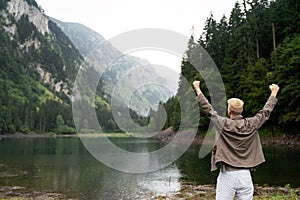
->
xmin=0 ymin=137 xmax=299 ymax=199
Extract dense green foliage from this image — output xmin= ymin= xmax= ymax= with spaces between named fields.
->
xmin=0 ymin=0 xmax=8 ymax=10
xmin=25 ymin=0 xmax=39 ymax=8
xmin=162 ymin=0 xmax=300 ymax=133
xmin=0 ymin=7 xmax=80 ymax=133
xmin=0 ymin=0 xmax=126 ymax=134
xmin=1 ymin=0 xmax=299 ymax=135
xmin=0 ymin=0 xmax=150 ymax=134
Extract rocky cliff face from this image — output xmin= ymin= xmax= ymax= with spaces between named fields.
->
xmin=1 ymin=0 xmax=82 ymax=96
xmin=51 ymin=18 xmax=149 ymax=77
xmin=4 ymin=0 xmax=49 ymax=35
xmin=0 ymin=0 xmax=87 ymax=133
xmin=0 ymin=0 xmax=82 ymax=96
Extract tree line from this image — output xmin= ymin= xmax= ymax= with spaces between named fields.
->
xmin=160 ymin=0 xmax=300 ymax=134
xmin=0 ymin=1 xmax=127 ymax=134
xmin=1 ymin=0 xmax=299 ymax=135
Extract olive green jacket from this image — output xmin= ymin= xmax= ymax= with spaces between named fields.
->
xmin=196 ymin=93 xmax=278 ymax=171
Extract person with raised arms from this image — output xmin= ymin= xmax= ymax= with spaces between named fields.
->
xmin=193 ymin=80 xmax=279 ymax=200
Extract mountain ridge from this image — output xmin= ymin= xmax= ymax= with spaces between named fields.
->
xmin=0 ymin=0 xmax=117 ymax=133
xmin=0 ymin=0 xmax=173 ymax=133
xmin=52 ymin=17 xmax=176 ymax=116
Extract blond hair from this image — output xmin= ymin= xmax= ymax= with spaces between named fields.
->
xmin=227 ymin=98 xmax=244 ymax=115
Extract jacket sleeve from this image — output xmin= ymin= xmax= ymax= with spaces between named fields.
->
xmin=250 ymin=96 xmax=278 ymax=129
xmin=195 ymin=93 xmax=225 ymax=130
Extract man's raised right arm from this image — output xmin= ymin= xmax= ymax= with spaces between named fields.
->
xmin=252 ymin=84 xmax=279 ymax=129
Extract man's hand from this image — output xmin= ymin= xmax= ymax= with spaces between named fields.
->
xmin=193 ymin=81 xmax=200 ymax=89
xmin=193 ymin=81 xmax=202 ymax=95
xmin=269 ymin=84 xmax=280 ymax=97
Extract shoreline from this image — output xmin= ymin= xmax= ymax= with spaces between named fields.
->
xmin=0 ymin=184 xmax=299 ymax=200
xmin=151 ymin=128 xmax=300 ymax=149
xmin=0 ymin=132 xmax=130 ymax=139
xmin=158 ymin=183 xmax=300 ymax=199
xmin=1 ymin=130 xmax=300 ymax=148
xmin=0 ymin=131 xmax=299 ymax=199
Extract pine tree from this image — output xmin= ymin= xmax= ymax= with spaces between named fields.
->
xmin=273 ymin=34 xmax=300 ymax=131
xmin=222 ymin=2 xmax=248 ymax=98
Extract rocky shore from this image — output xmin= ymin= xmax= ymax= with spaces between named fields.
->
xmin=0 ymin=186 xmax=68 ymax=200
xmin=1 ymin=131 xmax=299 ymax=199
xmin=156 ymin=184 xmax=300 ymax=200
xmin=152 ymin=128 xmax=300 ymax=148
xmin=0 ymin=184 xmax=299 ymax=200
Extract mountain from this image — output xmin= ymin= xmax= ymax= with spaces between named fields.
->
xmin=0 ymin=0 xmax=175 ymax=134
xmin=52 ymin=18 xmax=176 ymax=116
xmin=0 ymin=0 xmax=118 ymax=133
xmin=1 ymin=0 xmax=82 ymax=96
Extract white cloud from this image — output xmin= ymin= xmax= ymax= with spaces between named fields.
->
xmin=35 ymin=0 xmax=237 ymax=72
xmin=35 ymin=0 xmax=237 ymax=39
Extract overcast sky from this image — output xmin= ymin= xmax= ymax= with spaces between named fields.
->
xmin=36 ymin=0 xmax=239 ymax=39
xmin=35 ymin=0 xmax=239 ymax=72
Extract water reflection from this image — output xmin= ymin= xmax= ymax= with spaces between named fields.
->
xmin=0 ymin=137 xmax=299 ymax=199
xmin=80 ymin=134 xmax=195 ymax=173
xmin=138 ymin=164 xmax=181 ymax=196
xmin=85 ymin=164 xmax=181 ymax=200
xmin=0 ymin=138 xmax=182 ymax=199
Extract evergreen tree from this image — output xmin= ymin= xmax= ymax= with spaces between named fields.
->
xmin=162 ymin=0 xmax=300 ymax=134
xmin=273 ymin=34 xmax=300 ymax=131
xmin=222 ymin=2 xmax=248 ymax=98
xmin=240 ymin=58 xmax=272 ymax=116
xmin=269 ymin=0 xmax=300 ymax=46
xmin=54 ymin=114 xmax=75 ymax=134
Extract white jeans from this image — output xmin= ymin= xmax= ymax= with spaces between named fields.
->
xmin=216 ymin=169 xmax=254 ymax=200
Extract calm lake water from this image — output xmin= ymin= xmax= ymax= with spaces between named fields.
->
xmin=0 ymin=137 xmax=299 ymax=199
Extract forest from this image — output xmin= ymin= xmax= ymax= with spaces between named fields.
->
xmin=0 ymin=0 xmax=126 ymax=134
xmin=160 ymin=0 xmax=300 ymax=134
xmin=0 ymin=0 xmax=299 ymax=135
xmin=0 ymin=0 xmax=152 ymax=134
